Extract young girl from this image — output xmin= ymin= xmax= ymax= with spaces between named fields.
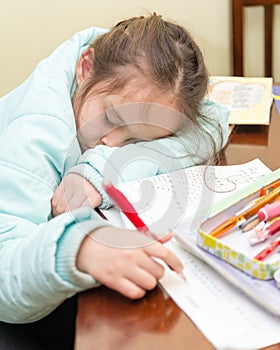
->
xmin=0 ymin=14 xmax=228 ymax=325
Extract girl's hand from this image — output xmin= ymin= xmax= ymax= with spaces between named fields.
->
xmin=51 ymin=174 xmax=102 ymax=216
xmin=76 ymin=226 xmax=184 ymax=299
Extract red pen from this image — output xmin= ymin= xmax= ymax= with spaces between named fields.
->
xmin=102 ymin=180 xmax=156 ymax=239
xmin=254 ymin=236 xmax=280 ymax=261
xmin=103 ymin=180 xmax=186 ymax=281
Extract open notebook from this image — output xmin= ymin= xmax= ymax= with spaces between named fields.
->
xmin=102 ymin=159 xmax=280 ymax=350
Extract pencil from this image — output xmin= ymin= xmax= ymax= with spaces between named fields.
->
xmin=210 ymin=185 xmax=280 ymax=238
xmin=240 ymin=214 xmax=261 ymax=232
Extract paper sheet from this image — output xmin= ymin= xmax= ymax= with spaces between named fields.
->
xmin=102 ymin=159 xmax=280 ymax=350
xmin=162 ymin=240 xmax=280 ymax=350
xmin=118 ymin=158 xmax=272 ymax=234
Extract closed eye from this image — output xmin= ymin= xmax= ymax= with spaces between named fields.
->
xmin=121 ymin=137 xmax=153 ymax=146
xmin=103 ymin=112 xmax=120 ymax=128
xmin=103 ymin=102 xmax=126 ymax=128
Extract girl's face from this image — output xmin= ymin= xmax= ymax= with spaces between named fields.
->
xmin=75 ymin=87 xmax=183 ymax=153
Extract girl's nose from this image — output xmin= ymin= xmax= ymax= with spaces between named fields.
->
xmin=101 ymin=129 xmax=126 ymax=147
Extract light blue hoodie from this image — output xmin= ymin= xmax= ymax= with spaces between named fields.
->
xmin=0 ymin=26 xmax=229 ymax=323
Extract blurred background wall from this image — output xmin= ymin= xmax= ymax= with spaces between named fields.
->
xmin=0 ymin=0 xmax=279 ymax=96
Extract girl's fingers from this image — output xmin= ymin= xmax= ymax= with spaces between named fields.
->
xmin=52 ymin=174 xmax=102 ymax=214
xmin=107 ymin=277 xmax=147 ymax=300
xmin=66 ymin=191 xmax=86 ymax=211
xmin=102 ymin=265 xmax=158 ymax=299
xmin=78 ymin=227 xmax=183 ymax=301
xmin=51 ymin=184 xmax=63 ymax=207
xmin=144 ymin=242 xmax=183 ymax=274
xmin=157 ymin=231 xmax=173 ymax=243
xmin=80 ymin=193 xmax=102 ymax=209
xmin=52 ymin=189 xmax=68 ymax=214
xmin=68 ymin=179 xmax=102 ymax=209
xmin=137 ymin=254 xmax=165 ymax=280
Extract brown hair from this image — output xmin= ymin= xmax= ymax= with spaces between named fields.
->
xmin=73 ymin=13 xmax=224 ymax=162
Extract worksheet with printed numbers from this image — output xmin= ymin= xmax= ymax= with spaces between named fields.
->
xmin=118 ymin=158 xmax=271 ymax=234
xmin=161 ymin=239 xmax=280 ymax=350
xmin=113 ymin=158 xmax=280 ymax=350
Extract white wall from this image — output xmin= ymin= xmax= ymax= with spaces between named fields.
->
xmin=0 ymin=0 xmax=279 ymax=97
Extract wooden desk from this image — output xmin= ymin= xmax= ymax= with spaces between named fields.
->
xmin=75 ymin=104 xmax=280 ymax=350
xmin=226 ymin=104 xmax=280 ymax=171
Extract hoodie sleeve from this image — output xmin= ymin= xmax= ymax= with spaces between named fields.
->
xmin=0 ymin=26 xmax=114 ymax=323
xmin=0 ymin=209 xmax=110 ymax=324
xmin=0 ymin=115 xmax=112 ymax=323
xmin=67 ymin=100 xmax=229 ymax=209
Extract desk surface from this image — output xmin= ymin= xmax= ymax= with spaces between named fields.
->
xmin=75 ymin=104 xmax=280 ymax=350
